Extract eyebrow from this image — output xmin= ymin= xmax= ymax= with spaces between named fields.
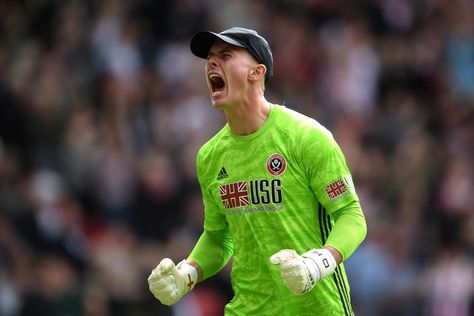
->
xmin=207 ymin=47 xmax=234 ymax=57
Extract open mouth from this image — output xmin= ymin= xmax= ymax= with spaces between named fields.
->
xmin=208 ymin=73 xmax=225 ymax=94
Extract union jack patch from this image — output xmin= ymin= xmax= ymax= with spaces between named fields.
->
xmin=220 ymin=181 xmax=249 ymax=209
xmin=324 ymin=179 xmax=347 ymax=200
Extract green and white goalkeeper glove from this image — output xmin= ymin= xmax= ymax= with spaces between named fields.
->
xmin=270 ymin=248 xmax=337 ymax=295
xmin=148 ymin=258 xmax=198 ymax=305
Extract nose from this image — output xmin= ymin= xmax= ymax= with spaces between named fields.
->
xmin=207 ymin=55 xmax=218 ymax=67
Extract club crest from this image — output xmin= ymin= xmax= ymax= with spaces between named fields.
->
xmin=266 ymin=153 xmax=287 ymax=176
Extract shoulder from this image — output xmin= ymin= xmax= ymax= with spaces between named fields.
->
xmin=197 ymin=125 xmax=228 ymax=164
xmin=272 ymin=104 xmax=334 ymax=142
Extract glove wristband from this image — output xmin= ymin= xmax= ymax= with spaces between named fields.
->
xmin=177 ymin=261 xmax=198 ymax=292
xmin=302 ymin=248 xmax=337 ymax=281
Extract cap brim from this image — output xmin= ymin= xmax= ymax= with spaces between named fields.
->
xmin=190 ymin=31 xmax=246 ymax=59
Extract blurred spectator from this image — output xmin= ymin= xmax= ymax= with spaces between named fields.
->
xmin=21 ymin=254 xmax=82 ymax=316
xmin=420 ymin=214 xmax=474 ymax=316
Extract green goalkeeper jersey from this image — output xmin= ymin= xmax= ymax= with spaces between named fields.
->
xmin=196 ymin=104 xmax=359 ymax=316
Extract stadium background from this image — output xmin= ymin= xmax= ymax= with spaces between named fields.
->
xmin=0 ymin=0 xmax=472 ymax=315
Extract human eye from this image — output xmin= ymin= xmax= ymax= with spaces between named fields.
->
xmin=221 ymin=51 xmax=232 ymax=58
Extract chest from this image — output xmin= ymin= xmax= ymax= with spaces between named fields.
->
xmin=206 ymin=142 xmax=313 ymax=214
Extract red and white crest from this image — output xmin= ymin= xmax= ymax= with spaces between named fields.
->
xmin=266 ymin=153 xmax=287 ymax=176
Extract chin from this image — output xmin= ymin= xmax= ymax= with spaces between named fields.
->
xmin=210 ymin=95 xmax=228 ymax=109
xmin=211 ymin=100 xmax=226 ymax=109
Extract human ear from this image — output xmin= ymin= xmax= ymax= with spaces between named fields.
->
xmin=248 ymin=64 xmax=266 ymax=82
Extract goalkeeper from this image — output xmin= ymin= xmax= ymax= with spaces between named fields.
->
xmin=148 ymin=27 xmax=367 ymax=316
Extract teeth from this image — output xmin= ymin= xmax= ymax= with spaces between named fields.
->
xmin=208 ymin=73 xmax=221 ymax=79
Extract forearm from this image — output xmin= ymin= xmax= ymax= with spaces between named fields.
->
xmin=325 ymin=200 xmax=367 ymax=262
xmin=187 ymin=228 xmax=234 ymax=281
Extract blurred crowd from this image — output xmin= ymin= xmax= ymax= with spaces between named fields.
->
xmin=0 ymin=0 xmax=473 ymax=315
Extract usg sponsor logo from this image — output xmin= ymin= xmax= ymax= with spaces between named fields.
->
xmin=220 ymin=179 xmax=282 ymax=209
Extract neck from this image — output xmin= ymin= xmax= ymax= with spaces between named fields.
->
xmin=224 ymin=94 xmax=270 ymax=135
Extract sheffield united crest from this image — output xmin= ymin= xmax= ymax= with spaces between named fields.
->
xmin=266 ymin=153 xmax=287 ymax=176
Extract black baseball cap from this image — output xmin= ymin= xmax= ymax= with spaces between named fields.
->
xmin=190 ymin=27 xmax=273 ymax=83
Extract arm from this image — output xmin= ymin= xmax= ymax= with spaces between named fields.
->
xmin=305 ymin=125 xmax=366 ymax=266
xmin=187 ymin=228 xmax=233 ymax=281
xmin=324 ymin=200 xmax=367 ymax=264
